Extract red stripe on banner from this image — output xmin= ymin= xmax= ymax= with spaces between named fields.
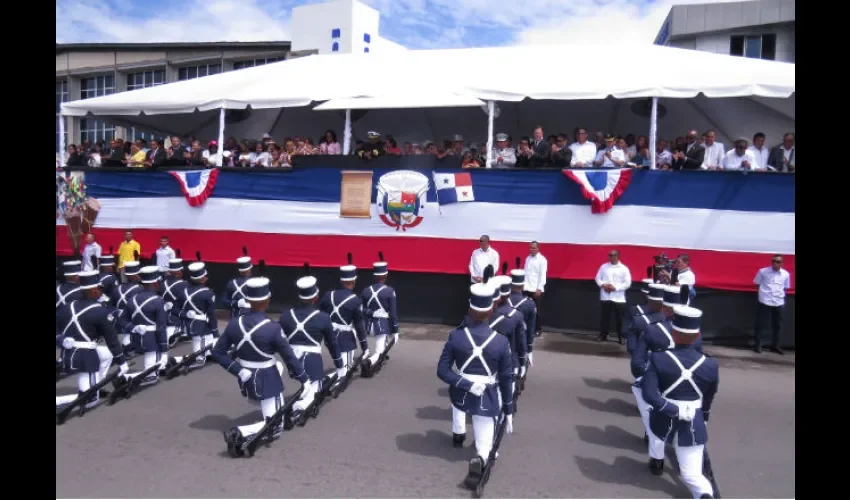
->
xmin=169 ymin=168 xmax=219 ymax=207
xmin=563 ymin=168 xmax=633 ymax=214
xmin=56 ymin=226 xmax=794 ymax=293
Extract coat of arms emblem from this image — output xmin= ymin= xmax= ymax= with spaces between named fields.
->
xmin=376 ymin=170 xmax=430 ymax=231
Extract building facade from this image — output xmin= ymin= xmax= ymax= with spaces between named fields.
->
xmin=654 ymin=0 xmax=794 ymax=63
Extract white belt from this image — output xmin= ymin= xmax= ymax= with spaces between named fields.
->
xmin=138 ymin=325 xmax=157 ymax=332
xmin=237 ymin=358 xmax=276 ymax=369
xmin=453 ymin=368 xmax=497 ymax=386
xmin=332 ymin=323 xmax=355 ymax=333
xmin=666 ymin=398 xmax=702 ymax=409
xmin=189 ymin=314 xmax=209 ymax=321
xmin=71 ymin=341 xmax=98 ymax=349
xmin=291 ymin=345 xmax=323 ymax=355
xmin=372 ymin=310 xmax=389 ymax=319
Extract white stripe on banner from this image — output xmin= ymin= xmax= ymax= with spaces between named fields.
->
xmin=57 ymin=197 xmax=795 ymax=254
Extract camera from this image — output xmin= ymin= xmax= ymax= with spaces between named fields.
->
xmin=652 ymin=254 xmax=677 ymax=284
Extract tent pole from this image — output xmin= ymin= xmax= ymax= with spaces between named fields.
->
xmin=217 ymin=105 xmax=226 ymax=159
xmin=58 ymin=112 xmax=66 ymax=168
xmin=649 ymin=97 xmax=658 ymax=170
xmin=485 ymin=100 xmax=495 ymax=169
xmin=343 ymin=109 xmax=352 ymax=155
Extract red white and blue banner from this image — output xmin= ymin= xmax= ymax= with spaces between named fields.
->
xmin=55 ymin=168 xmax=795 ymax=292
xmin=563 ymin=168 xmax=632 ymax=213
xmin=169 ymin=168 xmax=218 ymax=207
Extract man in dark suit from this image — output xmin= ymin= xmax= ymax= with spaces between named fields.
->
xmin=550 ymin=133 xmax=573 ymax=167
xmin=767 ymin=132 xmax=794 ymax=172
xmin=530 ymin=126 xmax=550 ymax=168
xmin=166 ymin=136 xmax=190 ymax=167
xmin=672 ymin=129 xmax=705 ymax=170
xmin=146 ymin=138 xmax=168 ymax=169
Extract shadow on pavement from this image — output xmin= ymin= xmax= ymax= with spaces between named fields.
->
xmin=396 ymin=430 xmax=470 ymax=463
xmin=188 ymin=410 xmax=263 ymax=432
xmin=437 ymin=387 xmax=450 ymax=398
xmin=581 ymin=377 xmax=634 ymax=395
xmin=575 ymin=425 xmax=647 ymax=454
xmin=416 ymin=405 xmax=453 ymax=421
xmin=576 ymin=397 xmax=638 ymax=417
xmin=574 ymin=455 xmax=685 ymax=497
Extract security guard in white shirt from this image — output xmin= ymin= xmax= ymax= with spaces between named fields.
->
xmin=523 ymin=241 xmax=547 ymax=336
xmin=490 ymin=133 xmax=516 ymax=168
xmin=752 ymin=254 xmax=791 ymax=355
xmin=469 ymin=235 xmax=500 ymax=284
xmin=594 ymin=249 xmax=632 ymax=343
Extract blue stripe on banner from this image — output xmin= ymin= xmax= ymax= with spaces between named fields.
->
xmin=83 ymin=168 xmax=795 ymax=213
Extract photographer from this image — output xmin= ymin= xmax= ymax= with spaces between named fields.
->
xmin=658 ymin=254 xmax=696 ymax=305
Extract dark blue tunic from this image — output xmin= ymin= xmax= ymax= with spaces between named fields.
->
xmin=120 ymin=290 xmax=168 ymax=354
xmin=319 ymin=289 xmax=368 ymax=353
xmin=507 ymin=292 xmax=536 ymax=352
xmin=56 ymin=299 xmax=125 ymax=373
xmin=279 ymin=305 xmax=343 ymax=382
xmin=360 ymin=283 xmax=399 ymax=336
xmin=488 ymin=303 xmax=527 ymax=372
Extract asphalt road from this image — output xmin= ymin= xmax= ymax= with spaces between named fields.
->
xmin=56 ymin=323 xmax=795 ymax=499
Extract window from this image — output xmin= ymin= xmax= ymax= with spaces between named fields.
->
xmin=364 ymin=47 xmax=369 ymax=53
xmin=332 ymin=28 xmax=341 ymax=38
xmin=332 ymin=42 xmax=339 ymax=52
xmin=177 ymin=63 xmax=221 ymax=81
xmin=79 ymin=118 xmax=115 ymax=144
xmin=80 ymin=74 xmax=115 ymax=100
xmin=363 ymin=33 xmax=371 ymax=43
xmin=730 ymin=34 xmax=777 ymax=60
xmin=232 ymin=57 xmax=283 ymax=70
xmin=126 ymin=69 xmax=165 ymax=91
xmin=56 ymin=80 xmax=68 ymax=153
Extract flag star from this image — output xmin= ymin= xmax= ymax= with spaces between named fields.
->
xmin=462 ymin=191 xmax=468 ymax=197
xmin=443 ymin=178 xmax=449 ymax=184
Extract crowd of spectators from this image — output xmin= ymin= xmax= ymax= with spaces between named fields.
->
xmin=58 ymin=126 xmax=795 ymax=172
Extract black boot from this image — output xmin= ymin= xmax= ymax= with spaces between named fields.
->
xmin=452 ymin=433 xmax=465 ymax=448
xmin=700 ymin=494 xmax=714 ymax=499
xmin=361 ymin=358 xmax=373 ymax=378
xmin=648 ymin=458 xmax=664 ymax=476
xmin=596 ymin=333 xmax=608 ymax=342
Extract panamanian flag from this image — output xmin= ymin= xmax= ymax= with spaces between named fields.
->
xmin=563 ymin=168 xmax=632 ymax=214
xmin=433 ymin=172 xmax=475 ymax=205
xmin=169 ymin=169 xmax=219 ymax=207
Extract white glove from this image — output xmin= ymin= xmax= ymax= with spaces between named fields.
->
xmin=238 ymin=369 xmax=252 ymax=383
xmin=163 ymin=302 xmax=173 ymax=311
xmin=469 ymin=382 xmax=487 ymax=397
xmin=337 ymin=366 xmax=348 ymax=379
xmin=362 ymin=348 xmax=371 ymax=359
xmin=132 ymin=325 xmax=147 ymax=334
xmin=678 ymin=405 xmax=697 ymax=422
xmin=237 ymin=298 xmax=249 ymax=309
xmin=527 ymin=352 xmax=534 ymax=367
xmin=186 ymin=311 xmax=199 ymax=320
xmin=393 ymin=333 xmax=399 ymax=344
xmin=301 ymin=382 xmax=317 ymax=400
xmin=62 ymin=337 xmax=75 ymax=349
xmin=505 ymin=414 xmax=513 ymax=435
xmin=520 ymin=366 xmax=527 ymax=379
xmin=97 ymin=295 xmax=109 ymax=303
xmin=119 ymin=363 xmax=130 ymax=375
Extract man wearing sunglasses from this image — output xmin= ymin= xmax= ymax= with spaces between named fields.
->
xmin=594 ymin=249 xmax=632 ymax=343
xmin=753 ymin=255 xmax=792 ymax=354
xmin=469 ymin=235 xmax=500 ymax=284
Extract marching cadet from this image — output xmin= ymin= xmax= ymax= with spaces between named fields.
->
xmin=488 ymin=276 xmax=527 ymax=386
xmin=507 ymin=269 xmax=536 ymax=376
xmin=490 ymin=133 xmax=516 ymax=168
xmin=222 ymin=256 xmax=253 ymax=318
xmin=625 ymin=281 xmax=666 ymax=354
xmin=628 ymin=283 xmax=667 ymax=443
xmin=319 ymin=263 xmax=369 ymax=372
xmin=118 ymin=266 xmax=169 ymax=386
xmin=360 ymin=260 xmax=399 ymax=377
xmin=179 ymin=262 xmax=219 ymax=368
xmin=641 ymin=306 xmax=719 ymax=499
xmin=97 ymin=255 xmax=118 ymax=301
xmin=279 ymin=276 xmax=344 ymax=413
xmin=642 ymin=285 xmax=703 ymax=353
xmin=110 ymin=260 xmax=143 ymax=355
xmin=212 ymin=277 xmax=312 ymax=442
xmin=161 ymin=258 xmax=188 ymax=344
xmin=56 ymin=260 xmax=85 ymax=309
xmin=56 ymin=270 xmax=129 ymax=408
xmin=437 ymin=283 xmax=514 ymax=483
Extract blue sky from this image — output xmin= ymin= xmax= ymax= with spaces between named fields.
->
xmin=56 ymin=0 xmax=737 ymax=49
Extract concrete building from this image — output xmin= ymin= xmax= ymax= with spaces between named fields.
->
xmin=654 ymin=0 xmax=794 ymax=63
xmin=56 ymin=0 xmax=406 ymax=153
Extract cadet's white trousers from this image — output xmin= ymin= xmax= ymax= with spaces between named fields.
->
xmin=631 ymin=385 xmax=652 ymax=439
xmin=369 ymin=333 xmax=387 ymax=364
xmin=56 ymin=346 xmax=113 ymax=407
xmin=238 ymin=362 xmax=285 ymax=437
xmin=451 ymin=406 xmax=496 ymax=465
xmin=648 ymin=430 xmax=713 ymax=499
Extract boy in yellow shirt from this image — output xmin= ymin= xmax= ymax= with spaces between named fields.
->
xmin=117 ymin=231 xmax=141 ymax=283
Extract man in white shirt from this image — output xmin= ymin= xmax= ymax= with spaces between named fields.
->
xmin=81 ymin=233 xmax=102 ymax=272
xmin=721 ymin=139 xmax=760 ymax=170
xmin=700 ymin=130 xmax=725 ymax=170
xmin=654 ymin=139 xmax=673 ymax=169
xmin=594 ymin=249 xmax=632 ymax=343
xmin=523 ymin=241 xmax=548 ymax=336
xmin=672 ymin=254 xmax=696 ymax=305
xmin=569 ymin=128 xmax=597 ymax=168
xmin=490 ymin=133 xmax=516 ymax=168
xmin=747 ymin=132 xmax=770 ymax=170
xmin=753 ymin=255 xmax=791 ymax=355
xmin=155 ymin=236 xmax=176 ymax=275
xmin=592 ymin=135 xmax=626 ymax=169
xmin=468 ymin=235 xmax=499 ymax=284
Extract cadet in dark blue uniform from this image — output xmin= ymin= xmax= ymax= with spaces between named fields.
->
xmin=160 ymin=258 xmax=188 ymax=344
xmin=56 ymin=260 xmax=85 ymax=309
xmin=360 ymin=261 xmax=399 ymax=373
xmin=642 ymin=285 xmax=703 ymax=354
xmin=211 ymin=277 xmax=311 ymax=440
xmin=279 ymin=276 xmax=343 ymax=412
xmin=488 ymin=276 xmax=527 ymax=385
xmin=623 ymin=277 xmax=655 ymax=350
xmin=110 ymin=261 xmax=143 ymax=353
xmin=319 ymin=264 xmax=369 ymax=372
xmin=97 ymin=255 xmax=118 ymax=302
xmin=438 ymin=283 xmax=515 ymax=480
xmin=178 ymin=262 xmax=218 ymax=369
xmin=628 ymin=283 xmax=667 ymax=442
xmin=119 ymin=266 xmax=169 ymax=386
xmin=641 ymin=306 xmax=718 ymax=499
xmin=56 ymin=271 xmax=129 ymax=408
xmin=507 ymin=269 xmax=536 ymax=376
xmin=222 ymin=256 xmax=253 ymax=318
xmin=626 ymin=283 xmax=668 ymax=354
